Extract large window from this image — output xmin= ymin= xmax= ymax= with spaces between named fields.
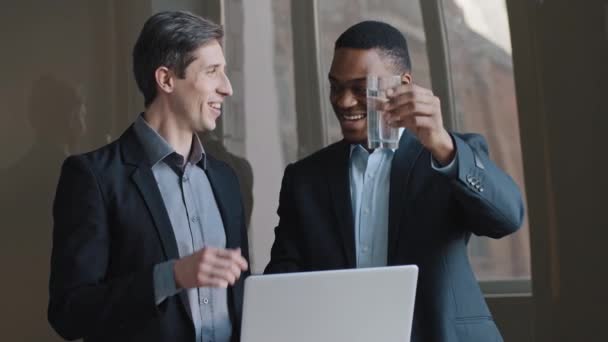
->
xmin=442 ymin=0 xmax=531 ymax=283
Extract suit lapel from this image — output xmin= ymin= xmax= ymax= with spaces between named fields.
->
xmin=327 ymin=141 xmax=356 ymax=268
xmin=205 ymin=159 xmax=240 ymax=250
xmin=387 ymin=131 xmax=423 ymax=263
xmin=131 ymin=168 xmax=181 ymax=260
xmin=130 ymin=163 xmax=194 ymax=322
xmin=122 ymin=126 xmax=196 ymax=324
xmin=121 ymin=127 xmax=180 ymax=260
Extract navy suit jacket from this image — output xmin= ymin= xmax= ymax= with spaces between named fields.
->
xmin=48 ymin=126 xmax=249 ymax=342
xmin=264 ymin=131 xmax=524 ymax=342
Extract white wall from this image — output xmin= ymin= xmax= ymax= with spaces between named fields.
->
xmin=242 ymin=0 xmax=283 ymax=273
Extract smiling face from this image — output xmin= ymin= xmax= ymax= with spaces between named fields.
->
xmin=328 ymin=47 xmax=407 ymax=144
xmin=169 ymin=39 xmax=233 ymax=132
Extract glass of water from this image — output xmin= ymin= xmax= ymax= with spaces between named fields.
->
xmin=366 ymin=75 xmax=402 ymax=149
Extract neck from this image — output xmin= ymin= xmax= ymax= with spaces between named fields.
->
xmin=143 ymin=102 xmax=193 ymax=158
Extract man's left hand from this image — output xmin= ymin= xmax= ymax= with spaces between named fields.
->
xmin=381 ymin=83 xmax=455 ymax=165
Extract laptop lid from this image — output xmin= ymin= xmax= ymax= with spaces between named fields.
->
xmin=241 ymin=265 xmax=418 ymax=342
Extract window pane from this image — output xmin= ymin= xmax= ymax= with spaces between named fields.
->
xmin=443 ymin=0 xmax=531 ymax=281
xmin=223 ymin=0 xmax=298 ymax=273
xmin=317 ymin=0 xmax=432 ymax=144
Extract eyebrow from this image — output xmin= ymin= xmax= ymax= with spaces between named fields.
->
xmin=204 ymin=63 xmax=223 ymax=69
xmin=328 ymin=75 xmax=366 ymax=84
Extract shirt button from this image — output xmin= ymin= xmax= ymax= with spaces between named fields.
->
xmin=362 ymin=246 xmax=369 ymax=253
xmin=363 ymin=208 xmax=370 ymax=214
xmin=200 ymin=297 xmax=209 ymax=305
xmin=191 ymin=216 xmax=199 ymax=223
xmin=182 ymin=176 xmax=189 ymax=182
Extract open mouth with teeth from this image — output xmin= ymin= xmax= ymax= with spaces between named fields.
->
xmin=340 ymin=113 xmax=366 ymax=121
xmin=208 ymin=102 xmax=222 ymax=113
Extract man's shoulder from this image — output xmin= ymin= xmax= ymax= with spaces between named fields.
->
xmin=289 ymin=140 xmax=348 ymax=172
xmin=63 ymin=127 xmax=135 ymax=176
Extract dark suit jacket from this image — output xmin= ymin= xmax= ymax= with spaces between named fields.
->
xmin=48 ymin=126 xmax=250 ymax=342
xmin=264 ymin=131 xmax=524 ymax=342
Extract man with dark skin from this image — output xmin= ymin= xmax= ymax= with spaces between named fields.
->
xmin=265 ymin=21 xmax=523 ymax=342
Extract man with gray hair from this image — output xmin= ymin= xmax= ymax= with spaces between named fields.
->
xmin=49 ymin=11 xmax=249 ymax=342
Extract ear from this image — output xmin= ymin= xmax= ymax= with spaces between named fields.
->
xmin=401 ymin=72 xmax=413 ymax=85
xmin=154 ymin=66 xmax=174 ymax=94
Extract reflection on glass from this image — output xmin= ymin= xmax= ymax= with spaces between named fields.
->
xmin=317 ymin=0 xmax=432 ymax=144
xmin=0 ymin=2 xmax=116 ymax=340
xmin=443 ymin=0 xmax=531 ymax=281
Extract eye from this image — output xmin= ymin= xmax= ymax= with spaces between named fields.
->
xmin=207 ymin=66 xmax=219 ymax=75
xmin=352 ymin=86 xmax=366 ymax=97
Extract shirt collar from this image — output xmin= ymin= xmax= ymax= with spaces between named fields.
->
xmin=133 ymin=114 xmax=207 ymax=169
xmin=348 ymin=127 xmax=404 ymax=158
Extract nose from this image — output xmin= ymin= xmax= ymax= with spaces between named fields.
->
xmin=335 ymin=89 xmax=358 ymax=109
xmin=218 ymin=72 xmax=233 ymax=97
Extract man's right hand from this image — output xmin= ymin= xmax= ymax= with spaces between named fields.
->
xmin=173 ymin=247 xmax=248 ymax=289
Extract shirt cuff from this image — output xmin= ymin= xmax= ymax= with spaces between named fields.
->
xmin=153 ymin=260 xmax=181 ymax=305
xmin=431 ymin=153 xmax=458 ymax=177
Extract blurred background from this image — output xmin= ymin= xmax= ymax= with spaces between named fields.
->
xmin=0 ymin=0 xmax=606 ymax=341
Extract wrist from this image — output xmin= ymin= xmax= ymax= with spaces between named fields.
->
xmin=173 ymin=259 xmax=184 ymax=289
xmin=430 ymin=130 xmax=455 ymax=166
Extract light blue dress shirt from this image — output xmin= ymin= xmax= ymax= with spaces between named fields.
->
xmin=349 ymin=132 xmax=457 ymax=268
xmin=133 ymin=116 xmax=232 ymax=342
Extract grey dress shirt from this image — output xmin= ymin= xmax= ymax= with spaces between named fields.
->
xmin=133 ymin=115 xmax=232 ymax=342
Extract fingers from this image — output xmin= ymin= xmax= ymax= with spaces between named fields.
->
xmin=207 ymin=267 xmax=237 ymax=287
xmin=215 ymin=248 xmax=249 ymax=271
xmin=385 ymin=102 xmax=437 ymax=127
xmin=377 ymin=83 xmax=448 ymax=151
xmin=385 ymin=83 xmax=433 ymax=99
xmin=196 ymin=247 xmax=248 ymax=288
xmin=208 ymin=256 xmax=242 ymax=280
xmin=388 ymin=115 xmax=435 ymax=132
xmin=384 ymin=92 xmax=436 ymax=112
xmin=378 ymin=84 xmax=440 ymax=129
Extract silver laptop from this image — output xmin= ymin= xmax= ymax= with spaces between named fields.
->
xmin=240 ymin=265 xmax=418 ymax=342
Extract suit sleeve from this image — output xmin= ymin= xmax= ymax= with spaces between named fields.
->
xmin=444 ymin=133 xmax=525 ymax=238
xmin=264 ymin=164 xmax=303 ymax=274
xmin=48 ymin=156 xmax=159 ymax=340
xmin=237 ymin=172 xmax=252 ymax=279
xmin=220 ymin=163 xmax=251 ymax=278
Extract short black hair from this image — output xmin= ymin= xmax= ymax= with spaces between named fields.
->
xmin=133 ymin=11 xmax=224 ymax=107
xmin=335 ymin=20 xmax=411 ymax=72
